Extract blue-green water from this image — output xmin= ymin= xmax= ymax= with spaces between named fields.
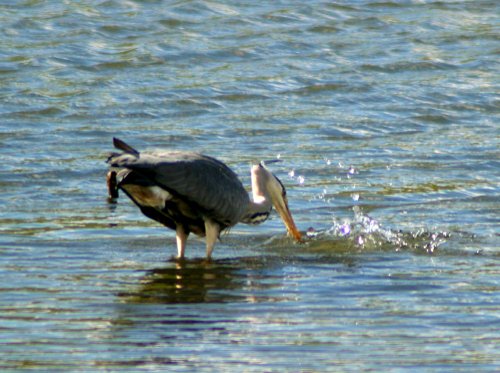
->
xmin=1 ymin=1 xmax=498 ymax=371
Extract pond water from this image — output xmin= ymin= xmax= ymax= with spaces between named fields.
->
xmin=1 ymin=0 xmax=498 ymax=371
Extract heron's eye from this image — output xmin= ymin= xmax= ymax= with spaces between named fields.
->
xmin=281 ymin=185 xmax=287 ymax=198
xmin=273 ymin=175 xmax=286 ymax=197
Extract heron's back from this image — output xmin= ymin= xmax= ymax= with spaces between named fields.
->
xmin=108 ymin=149 xmax=250 ymax=229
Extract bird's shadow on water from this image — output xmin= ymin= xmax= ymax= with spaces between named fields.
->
xmin=117 ymin=258 xmax=252 ymax=304
xmin=116 ymin=252 xmax=358 ymax=305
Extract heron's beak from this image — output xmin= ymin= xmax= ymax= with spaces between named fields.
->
xmin=272 ymin=195 xmax=302 ymax=243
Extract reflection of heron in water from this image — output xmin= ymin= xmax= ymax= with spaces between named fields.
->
xmin=107 ymin=138 xmax=302 ymax=260
xmin=118 ymin=258 xmax=281 ymax=304
xmin=118 ymin=261 xmax=241 ymax=304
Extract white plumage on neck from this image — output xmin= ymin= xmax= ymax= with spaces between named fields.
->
xmin=241 ymin=164 xmax=273 ymax=224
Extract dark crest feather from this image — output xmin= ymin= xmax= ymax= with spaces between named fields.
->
xmin=259 ymin=159 xmax=282 ymax=167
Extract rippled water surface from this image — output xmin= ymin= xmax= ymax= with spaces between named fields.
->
xmin=1 ymin=0 xmax=499 ymax=371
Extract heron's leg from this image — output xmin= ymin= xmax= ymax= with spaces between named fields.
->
xmin=204 ymin=219 xmax=220 ymax=260
xmin=175 ymin=225 xmax=188 ymax=259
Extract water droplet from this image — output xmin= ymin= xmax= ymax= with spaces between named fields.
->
xmin=339 ymin=223 xmax=351 ymax=236
xmin=297 ymin=175 xmax=305 ymax=185
xmin=306 ymin=227 xmax=318 ymax=238
xmin=288 ymin=169 xmax=295 ymax=178
xmin=352 ymin=193 xmax=359 ymax=201
xmin=348 ymin=166 xmax=356 ymax=175
xmin=276 ymin=153 xmax=281 ymax=160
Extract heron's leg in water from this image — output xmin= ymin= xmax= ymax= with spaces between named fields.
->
xmin=175 ymin=225 xmax=188 ymax=259
xmin=204 ymin=219 xmax=220 ymax=259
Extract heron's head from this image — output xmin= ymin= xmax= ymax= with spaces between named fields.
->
xmin=251 ymin=162 xmax=302 ymax=242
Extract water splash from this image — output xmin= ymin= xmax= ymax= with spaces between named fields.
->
xmin=306 ymin=206 xmax=451 ymax=254
xmin=288 ymin=169 xmax=305 ymax=185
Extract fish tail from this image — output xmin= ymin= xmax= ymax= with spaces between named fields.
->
xmin=113 ymin=137 xmax=140 ymax=156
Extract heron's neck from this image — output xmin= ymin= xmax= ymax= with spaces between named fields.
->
xmin=241 ymin=170 xmax=272 ymax=225
xmin=242 ymin=199 xmax=272 ymax=225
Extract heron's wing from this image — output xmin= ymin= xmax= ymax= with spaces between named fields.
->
xmin=108 ymin=151 xmax=249 ymax=227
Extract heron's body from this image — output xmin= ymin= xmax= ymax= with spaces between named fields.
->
xmin=107 ymin=138 xmax=301 ymax=259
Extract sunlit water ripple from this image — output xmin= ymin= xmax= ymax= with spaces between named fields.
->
xmin=0 ymin=0 xmax=498 ymax=371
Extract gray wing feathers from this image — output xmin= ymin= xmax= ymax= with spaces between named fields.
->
xmin=109 ymin=151 xmax=249 ymax=226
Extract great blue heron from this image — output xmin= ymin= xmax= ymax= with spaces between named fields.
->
xmin=107 ymin=138 xmax=302 ymax=259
